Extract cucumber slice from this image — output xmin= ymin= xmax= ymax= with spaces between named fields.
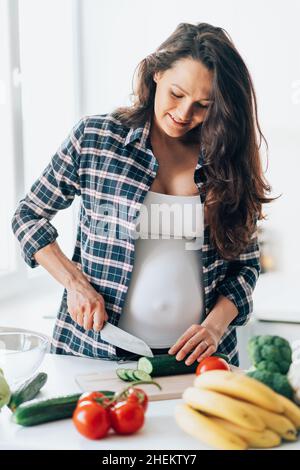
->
xmin=138 ymin=357 xmax=154 ymax=375
xmin=132 ymin=370 xmax=152 ymax=382
xmin=116 ymin=369 xmax=131 ymax=382
xmin=124 ymin=370 xmax=136 ymax=381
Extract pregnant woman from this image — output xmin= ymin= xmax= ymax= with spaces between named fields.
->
xmin=12 ymin=22 xmax=273 ymax=366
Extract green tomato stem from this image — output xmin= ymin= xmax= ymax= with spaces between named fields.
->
xmin=106 ymin=380 xmax=162 ymax=408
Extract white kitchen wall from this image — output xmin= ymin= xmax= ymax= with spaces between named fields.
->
xmin=0 ymin=0 xmax=81 ymax=303
xmin=79 ymin=0 xmax=300 ymax=279
xmin=18 ymin=0 xmax=79 ymax=266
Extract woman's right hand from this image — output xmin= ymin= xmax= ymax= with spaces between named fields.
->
xmin=66 ymin=277 xmax=109 ymax=332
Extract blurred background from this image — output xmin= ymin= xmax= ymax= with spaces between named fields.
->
xmin=0 ymin=0 xmax=299 ymax=368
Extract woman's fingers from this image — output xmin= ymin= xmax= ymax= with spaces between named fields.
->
xmin=185 ymin=340 xmax=210 ymax=366
xmin=196 ymin=344 xmax=216 ymax=363
xmin=92 ymin=300 xmax=108 ymax=332
xmin=168 ymin=325 xmax=205 ymax=357
xmin=168 ymin=323 xmax=219 ymax=365
xmin=67 ymin=300 xmax=78 ymax=323
xmin=170 ymin=331 xmax=207 ymax=360
xmin=69 ymin=309 xmax=77 ymax=323
xmin=83 ymin=303 xmax=93 ymax=330
xmin=84 ymin=317 xmax=93 ymax=330
xmin=67 ymin=288 xmax=109 ymax=332
xmin=76 ymin=305 xmax=85 ymax=327
xmin=92 ymin=308 xmax=103 ymax=331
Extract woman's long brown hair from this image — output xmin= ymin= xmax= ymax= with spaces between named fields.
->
xmin=111 ymin=22 xmax=276 ymax=260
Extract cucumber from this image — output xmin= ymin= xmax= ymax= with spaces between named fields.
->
xmin=13 ymin=390 xmax=115 ymax=426
xmin=132 ymin=370 xmax=152 ymax=382
xmin=8 ymin=372 xmax=48 ymax=412
xmin=116 ymin=369 xmax=131 ymax=382
xmin=213 ymin=353 xmax=230 ymax=362
xmin=137 ymin=353 xmax=230 ymax=377
xmin=138 ymin=354 xmax=199 ymax=377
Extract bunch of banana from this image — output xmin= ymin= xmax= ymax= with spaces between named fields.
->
xmin=175 ymin=403 xmax=248 ymax=450
xmin=174 ymin=370 xmax=300 ymax=450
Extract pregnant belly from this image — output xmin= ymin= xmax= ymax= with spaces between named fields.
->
xmin=118 ymin=238 xmax=204 ymax=347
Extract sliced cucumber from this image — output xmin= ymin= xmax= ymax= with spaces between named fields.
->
xmin=116 ymin=369 xmax=131 ymax=382
xmin=116 ymin=367 xmax=153 ymax=383
xmin=124 ymin=370 xmax=136 ymax=381
xmin=132 ymin=370 xmax=152 ymax=382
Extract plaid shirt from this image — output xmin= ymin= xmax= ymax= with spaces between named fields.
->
xmin=12 ymin=113 xmax=260 ymax=366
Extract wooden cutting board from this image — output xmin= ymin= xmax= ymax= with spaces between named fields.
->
xmin=75 ymin=362 xmax=240 ymax=402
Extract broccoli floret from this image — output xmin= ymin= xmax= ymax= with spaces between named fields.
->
xmin=247 ymin=335 xmax=292 ymax=374
xmin=247 ymin=369 xmax=294 ymax=399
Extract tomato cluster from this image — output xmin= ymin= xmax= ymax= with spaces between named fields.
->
xmin=72 ymin=387 xmax=148 ymax=440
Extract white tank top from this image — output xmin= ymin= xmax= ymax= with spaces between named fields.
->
xmin=118 ymin=190 xmax=205 ymax=348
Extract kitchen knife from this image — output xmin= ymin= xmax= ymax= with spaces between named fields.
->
xmin=100 ymin=322 xmax=154 ymax=358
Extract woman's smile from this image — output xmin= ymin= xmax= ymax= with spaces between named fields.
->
xmin=167 ymin=113 xmax=191 ymax=128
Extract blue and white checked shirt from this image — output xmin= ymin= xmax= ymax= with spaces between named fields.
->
xmin=12 ymin=113 xmax=261 ymax=365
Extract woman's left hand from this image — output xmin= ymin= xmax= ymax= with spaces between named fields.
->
xmin=168 ymin=324 xmax=221 ymax=366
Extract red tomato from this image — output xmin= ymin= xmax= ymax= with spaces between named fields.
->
xmin=73 ymin=401 xmax=111 ymax=439
xmin=77 ymin=391 xmax=112 ymax=407
xmin=125 ymin=387 xmax=149 ymax=412
xmin=78 ymin=391 xmax=106 ymax=403
xmin=109 ymin=400 xmax=145 ymax=435
xmin=196 ymin=356 xmax=231 ymax=375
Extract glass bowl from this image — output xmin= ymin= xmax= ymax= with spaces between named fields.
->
xmin=0 ymin=331 xmax=49 ymax=389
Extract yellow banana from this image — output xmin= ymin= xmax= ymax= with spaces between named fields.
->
xmin=194 ymin=370 xmax=284 ymax=413
xmin=174 ymin=403 xmax=248 ymax=450
xmin=274 ymin=393 xmax=300 ymax=429
xmin=182 ymin=387 xmax=265 ymax=431
xmin=210 ymin=416 xmax=281 ymax=448
xmin=234 ymin=400 xmax=297 ymax=441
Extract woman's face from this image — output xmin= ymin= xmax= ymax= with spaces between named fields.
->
xmin=153 ymin=57 xmax=213 ymax=141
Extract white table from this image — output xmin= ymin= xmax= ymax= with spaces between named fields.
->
xmin=0 ymin=354 xmax=299 ymax=450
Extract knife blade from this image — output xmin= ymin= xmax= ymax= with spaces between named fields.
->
xmin=100 ymin=322 xmax=154 ymax=358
